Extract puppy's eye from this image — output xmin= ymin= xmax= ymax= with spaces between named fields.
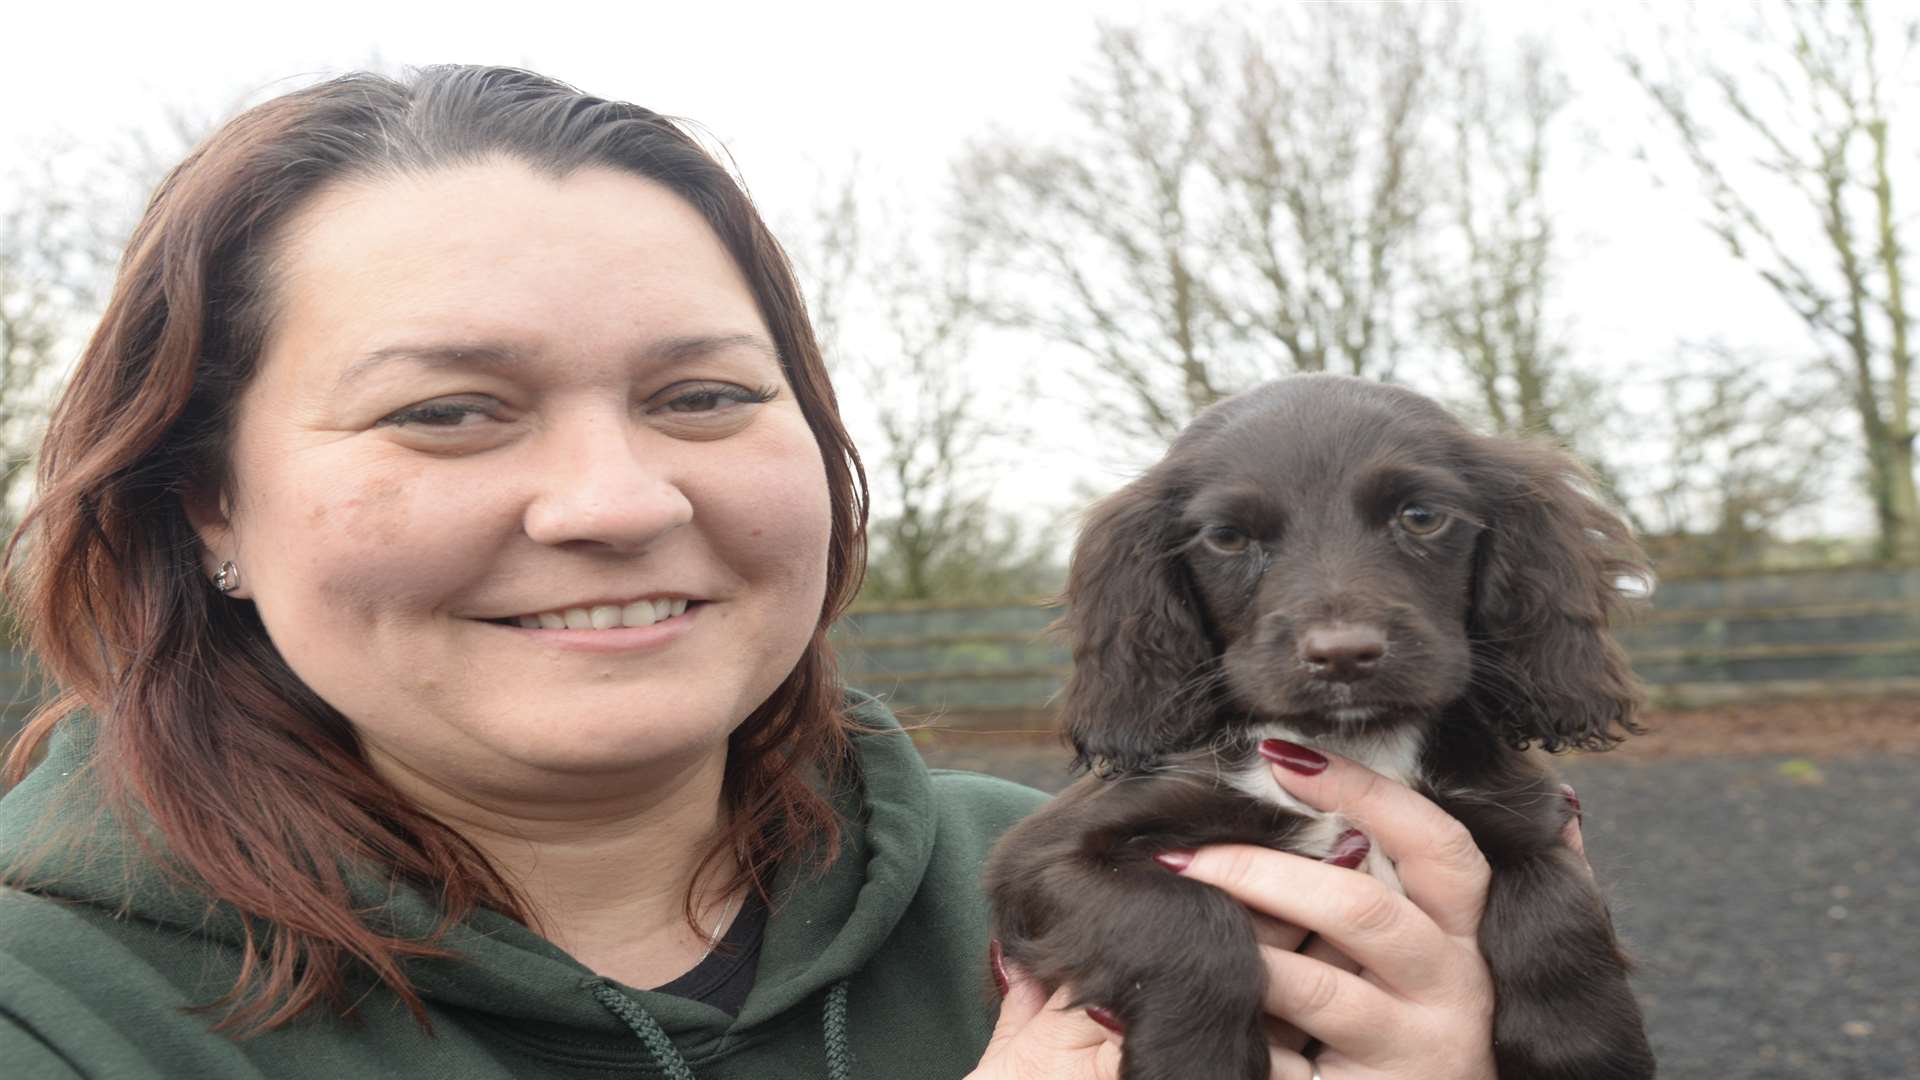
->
xmin=1397 ymin=504 xmax=1449 ymax=537
xmin=1200 ymin=525 xmax=1251 ymax=554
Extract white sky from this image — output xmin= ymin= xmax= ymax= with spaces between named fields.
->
xmin=2 ymin=0 xmax=1169 ymax=184
xmin=0 ymin=0 xmax=1879 ymax=543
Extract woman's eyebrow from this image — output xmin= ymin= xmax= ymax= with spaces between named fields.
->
xmin=334 ymin=332 xmax=780 ymax=389
xmin=335 ymin=342 xmax=520 ymax=389
xmin=646 ymin=332 xmax=781 ymax=368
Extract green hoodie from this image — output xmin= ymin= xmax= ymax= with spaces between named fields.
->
xmin=0 ymin=695 xmax=1047 ymax=1079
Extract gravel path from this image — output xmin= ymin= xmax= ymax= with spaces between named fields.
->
xmin=917 ymin=734 xmax=1920 ymax=1080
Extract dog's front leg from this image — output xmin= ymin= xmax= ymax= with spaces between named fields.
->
xmin=993 ymin=848 xmax=1273 ymax=1080
xmin=1478 ymin=847 xmax=1658 ymax=1080
xmin=985 ymin=780 xmax=1307 ymax=1080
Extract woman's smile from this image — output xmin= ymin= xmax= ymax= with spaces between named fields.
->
xmin=479 ymin=597 xmax=707 ymax=654
xmin=499 ymin=595 xmax=697 ymax=630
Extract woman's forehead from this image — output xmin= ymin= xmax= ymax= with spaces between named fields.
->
xmin=278 ymin=162 xmax=726 ymax=289
xmin=257 ymin=161 xmax=771 ymax=383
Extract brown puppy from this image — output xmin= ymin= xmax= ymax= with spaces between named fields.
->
xmin=986 ymin=374 xmax=1656 ymax=1080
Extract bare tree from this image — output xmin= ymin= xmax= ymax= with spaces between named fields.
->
xmin=955 ymin=6 xmax=1456 ymax=444
xmin=0 ymin=152 xmax=122 ymax=519
xmin=1212 ymin=5 xmax=1448 ymax=381
xmin=1625 ymin=0 xmax=1918 ymax=559
xmin=0 ymin=108 xmax=219 ymax=526
xmin=1632 ymin=346 xmax=1844 ymax=571
xmin=1424 ymin=33 xmax=1574 ymax=440
xmin=953 ymin=23 xmax=1227 ymax=444
xmin=789 ymin=169 xmax=1058 ymax=603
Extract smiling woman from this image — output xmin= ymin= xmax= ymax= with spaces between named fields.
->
xmin=0 ymin=67 xmax=914 ymax=1077
xmin=0 ymin=66 xmax=1511 ymax=1080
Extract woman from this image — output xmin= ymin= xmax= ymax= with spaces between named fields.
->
xmin=0 ymin=66 xmax=1507 ymax=1079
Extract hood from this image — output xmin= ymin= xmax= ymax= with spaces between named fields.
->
xmin=0 ymin=692 xmax=935 ymax=1061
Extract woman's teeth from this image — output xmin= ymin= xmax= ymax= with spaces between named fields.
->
xmin=514 ymin=598 xmax=689 ymax=630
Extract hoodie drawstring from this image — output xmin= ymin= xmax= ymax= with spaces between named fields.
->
xmin=592 ymin=980 xmax=854 ymax=1079
xmin=821 ymin=982 xmax=852 ymax=1080
xmin=592 ymin=983 xmax=698 ymax=1080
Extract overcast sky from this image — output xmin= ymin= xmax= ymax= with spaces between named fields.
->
xmin=3 ymin=0 xmax=1197 ymax=189
xmin=0 ymin=0 xmax=1878 ymax=540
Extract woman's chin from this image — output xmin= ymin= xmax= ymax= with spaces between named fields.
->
xmin=363 ymin=713 xmax=733 ymax=811
xmin=491 ymin=717 xmax=733 ymax=780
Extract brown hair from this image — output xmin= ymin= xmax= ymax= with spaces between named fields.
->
xmin=2 ymin=66 xmax=868 ymax=1033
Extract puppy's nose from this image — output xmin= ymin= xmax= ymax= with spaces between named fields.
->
xmin=1299 ymin=625 xmax=1387 ymax=682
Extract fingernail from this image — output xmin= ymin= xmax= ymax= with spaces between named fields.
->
xmin=1561 ymin=784 xmax=1582 ymax=822
xmin=1086 ymin=1005 xmax=1127 ymax=1034
xmin=989 ymin=939 xmax=1010 ymax=997
xmin=1153 ymin=848 xmax=1195 ymax=873
xmin=1324 ymin=829 xmax=1370 ymax=870
xmin=1259 ymin=738 xmax=1329 ymax=775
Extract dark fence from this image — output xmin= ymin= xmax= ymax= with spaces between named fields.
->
xmin=835 ymin=564 xmax=1920 ymax=725
xmin=5 ymin=565 xmax=1919 ymax=744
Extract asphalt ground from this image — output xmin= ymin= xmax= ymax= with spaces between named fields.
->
xmin=916 ymin=723 xmax=1920 ymax=1080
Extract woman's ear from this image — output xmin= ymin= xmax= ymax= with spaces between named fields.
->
xmin=1467 ymin=437 xmax=1646 ymax=752
xmin=182 ymin=488 xmax=252 ymax=599
xmin=1058 ymin=478 xmax=1217 ymax=774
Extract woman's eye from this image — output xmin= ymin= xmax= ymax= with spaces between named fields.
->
xmin=1397 ymin=503 xmax=1450 ymax=537
xmin=656 ymin=382 xmax=780 ymax=415
xmin=378 ymin=398 xmax=498 ymax=428
xmin=1201 ymin=525 xmax=1251 ymax=554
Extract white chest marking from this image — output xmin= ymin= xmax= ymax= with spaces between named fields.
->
xmin=1224 ymin=722 xmax=1426 ymax=894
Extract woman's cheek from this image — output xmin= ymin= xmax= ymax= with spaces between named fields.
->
xmin=756 ymin=456 xmax=834 ymax=592
xmin=253 ymin=463 xmax=474 ymax=625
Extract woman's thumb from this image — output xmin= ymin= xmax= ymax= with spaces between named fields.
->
xmin=984 ymin=941 xmax=1051 ymax=1050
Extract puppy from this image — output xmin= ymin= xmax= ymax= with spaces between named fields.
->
xmin=986 ymin=375 xmax=1657 ymax=1080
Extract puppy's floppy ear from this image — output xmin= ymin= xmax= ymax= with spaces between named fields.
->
xmin=1467 ymin=437 xmax=1648 ymax=752
xmin=1057 ymin=477 xmax=1216 ymax=773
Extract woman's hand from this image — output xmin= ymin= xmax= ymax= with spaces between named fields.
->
xmin=1159 ymin=741 xmax=1500 ymax=1080
xmin=966 ymin=944 xmax=1121 ymax=1080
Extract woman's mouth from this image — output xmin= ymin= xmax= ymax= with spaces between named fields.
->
xmin=490 ymin=597 xmax=699 ymax=631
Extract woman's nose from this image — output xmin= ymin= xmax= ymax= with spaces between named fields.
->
xmin=521 ymin=420 xmax=692 ymax=551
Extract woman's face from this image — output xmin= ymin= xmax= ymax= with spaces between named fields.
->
xmin=194 ymin=161 xmax=832 ymax=801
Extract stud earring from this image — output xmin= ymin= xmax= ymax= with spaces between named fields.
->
xmin=213 ymin=561 xmax=240 ymax=594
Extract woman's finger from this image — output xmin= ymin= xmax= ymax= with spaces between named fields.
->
xmin=1268 ymin=1043 xmax=1317 ymax=1080
xmin=1251 ymin=908 xmax=1312 ymax=952
xmin=1282 ymin=937 xmax=1362 ymax=1056
xmin=1255 ymin=913 xmax=1329 ymax=1050
xmin=1255 ymin=945 xmax=1402 ymax=1056
xmin=1264 ymin=1011 xmax=1312 ymax=1054
xmin=982 ymin=948 xmax=1115 ymax=1061
xmin=984 ymin=942 xmax=1048 ymax=1032
xmin=1561 ymin=784 xmax=1594 ymax=879
xmin=974 ymin=982 xmax=1120 ymax=1080
xmin=1258 ymin=739 xmax=1492 ymax=940
xmin=1024 ymin=985 xmax=1119 ymax=1054
xmin=1169 ymin=843 xmax=1455 ymax=996
xmin=1298 ymin=932 xmax=1362 ymax=978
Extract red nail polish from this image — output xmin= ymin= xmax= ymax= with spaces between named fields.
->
xmin=1324 ymin=829 xmax=1370 ymax=870
xmin=1259 ymin=738 xmax=1329 ymax=775
xmin=1086 ymin=1005 xmax=1127 ymax=1034
xmin=1153 ymin=849 xmax=1195 ymax=872
xmin=989 ymin=939 xmax=1010 ymax=997
xmin=1561 ymin=784 xmax=1583 ymax=822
